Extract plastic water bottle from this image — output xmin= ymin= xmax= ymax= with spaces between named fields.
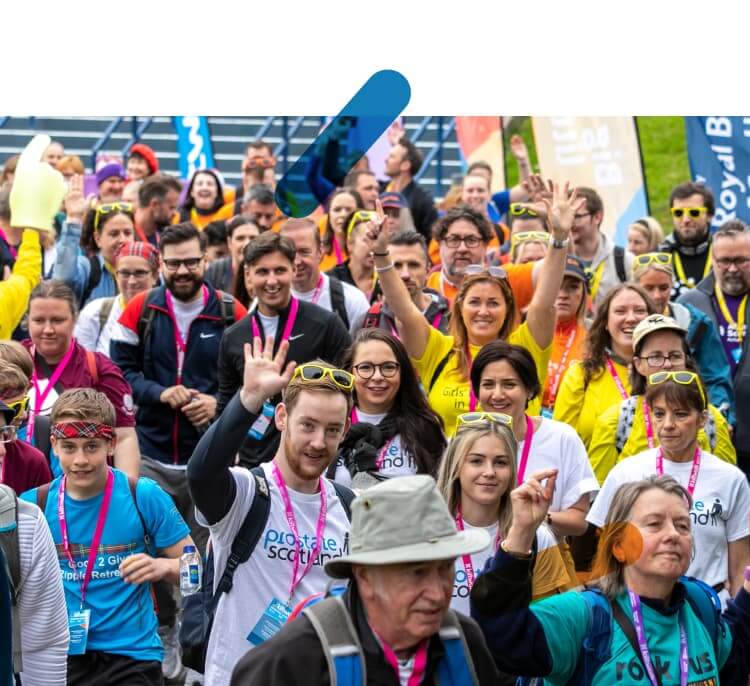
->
xmin=179 ymin=545 xmax=202 ymax=596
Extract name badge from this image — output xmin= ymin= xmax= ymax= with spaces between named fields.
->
xmin=247 ymin=598 xmax=291 ymax=646
xmin=248 ymin=402 xmax=275 ymax=440
xmin=68 ymin=608 xmax=92 ymax=656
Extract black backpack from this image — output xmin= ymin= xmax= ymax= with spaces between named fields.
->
xmin=80 ymin=255 xmax=103 ymax=306
xmin=179 ymin=466 xmax=355 ymax=673
xmin=328 ymin=276 xmax=349 ymax=329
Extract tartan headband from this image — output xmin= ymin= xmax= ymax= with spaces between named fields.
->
xmin=51 ymin=421 xmax=115 ymax=441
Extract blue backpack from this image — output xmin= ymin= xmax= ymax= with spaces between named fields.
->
xmin=526 ymin=577 xmax=723 ymax=686
xmin=302 ymin=591 xmax=479 ymax=686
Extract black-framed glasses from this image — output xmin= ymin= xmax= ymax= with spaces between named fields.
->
xmin=94 ymin=202 xmax=134 ymax=231
xmin=163 ymin=257 xmax=204 ymax=272
xmin=636 ymin=352 xmax=686 ymax=368
xmin=442 ymin=234 xmax=483 ymax=248
xmin=464 ymin=264 xmax=507 ymax=279
xmin=292 ymin=364 xmax=355 ymax=391
xmin=648 ymin=371 xmax=706 ymax=408
xmin=116 ymin=269 xmax=152 ymax=280
xmin=714 ymin=256 xmax=750 ymax=269
xmin=0 ymin=425 xmax=17 ymax=443
xmin=457 ymin=412 xmax=513 ymax=428
xmin=352 ymin=362 xmax=400 ymax=379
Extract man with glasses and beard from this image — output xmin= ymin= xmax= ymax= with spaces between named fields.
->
xmin=680 ymin=220 xmax=750 ymax=474
xmin=110 ymin=222 xmax=247 ymax=681
xmin=660 ymin=181 xmax=717 ymax=299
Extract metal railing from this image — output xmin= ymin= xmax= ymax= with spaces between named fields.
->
xmin=120 ymin=117 xmax=154 ymax=158
xmin=273 ymin=116 xmax=307 ymax=174
xmin=414 ymin=116 xmax=457 ymax=198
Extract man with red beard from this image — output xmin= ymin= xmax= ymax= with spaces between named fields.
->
xmin=188 ymin=340 xmax=355 ymax=686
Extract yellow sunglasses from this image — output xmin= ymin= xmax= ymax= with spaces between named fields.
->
xmin=510 ymin=203 xmax=538 ymax=217
xmin=634 ymin=252 xmax=673 ymax=268
xmin=1 ymin=396 xmax=28 ymax=422
xmin=670 ymin=207 xmax=707 ymax=219
xmin=94 ymin=202 xmax=134 ymax=231
xmin=292 ymin=364 xmax=355 ymax=391
xmin=346 ymin=211 xmax=378 ymax=237
xmin=648 ymin=371 xmax=706 ymax=409
xmin=457 ymin=412 xmax=514 ymax=428
xmin=511 ymin=231 xmax=550 ymax=246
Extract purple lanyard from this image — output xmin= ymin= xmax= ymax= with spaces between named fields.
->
xmin=628 ymin=591 xmax=689 ymax=686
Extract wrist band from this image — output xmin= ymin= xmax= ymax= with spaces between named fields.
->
xmin=375 ymin=263 xmax=395 ymax=273
xmin=500 ymin=539 xmax=533 ymax=559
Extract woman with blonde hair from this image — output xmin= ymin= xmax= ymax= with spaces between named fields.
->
xmin=627 ymin=216 xmax=664 ymax=255
xmin=436 ymin=412 xmax=572 ymax=616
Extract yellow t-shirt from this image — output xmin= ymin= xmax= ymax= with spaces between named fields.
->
xmin=552 ymin=359 xmax=630 ymax=450
xmin=589 ymin=395 xmax=737 ymax=483
xmin=413 ymin=323 xmax=550 ymax=436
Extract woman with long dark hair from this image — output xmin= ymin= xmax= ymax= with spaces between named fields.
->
xmin=318 ymin=187 xmax=363 ymax=272
xmin=333 ymin=328 xmax=446 ymax=488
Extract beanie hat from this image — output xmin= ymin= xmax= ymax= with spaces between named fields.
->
xmin=129 ymin=144 xmax=159 ymax=175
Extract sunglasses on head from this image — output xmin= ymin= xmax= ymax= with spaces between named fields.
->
xmin=2 ymin=396 xmax=28 ymax=422
xmin=635 ymin=252 xmax=673 ymax=267
xmin=511 ymin=231 xmax=550 ymax=245
xmin=457 ymin=412 xmax=514 ymax=428
xmin=670 ymin=207 xmax=707 ymax=219
xmin=464 ymin=264 xmax=507 ymax=279
xmin=648 ymin=371 xmax=706 ymax=408
xmin=510 ymin=203 xmax=538 ymax=217
xmin=292 ymin=364 xmax=355 ymax=391
xmin=346 ymin=211 xmax=378 ymax=237
xmin=94 ymin=202 xmax=134 ymax=231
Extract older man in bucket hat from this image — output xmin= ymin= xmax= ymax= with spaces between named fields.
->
xmin=230 ymin=475 xmax=506 ymax=685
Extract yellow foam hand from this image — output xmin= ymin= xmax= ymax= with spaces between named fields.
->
xmin=10 ymin=134 xmax=67 ymax=232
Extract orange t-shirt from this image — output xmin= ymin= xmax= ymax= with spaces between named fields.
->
xmin=425 ymin=261 xmax=534 ymax=311
xmin=317 ymin=214 xmax=348 ymax=273
xmin=541 ymin=320 xmax=587 ymax=411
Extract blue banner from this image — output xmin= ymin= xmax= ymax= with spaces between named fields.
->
xmin=171 ymin=116 xmax=215 ymax=180
xmin=685 ymin=117 xmax=750 ymax=229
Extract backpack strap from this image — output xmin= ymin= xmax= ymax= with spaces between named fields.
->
xmin=428 ymin=351 xmax=454 ymax=394
xmin=35 ymin=482 xmax=51 ymax=513
xmin=81 ymin=255 xmax=103 ymax=306
xmin=216 ymin=290 xmax=237 ymax=329
xmin=611 ymin=597 xmax=663 ymax=686
xmin=303 ymin=595 xmax=366 ymax=686
xmin=436 ymin=609 xmax=479 ymax=686
xmin=137 ymin=288 xmax=161 ymax=349
xmin=705 ymin=410 xmax=718 ymax=451
xmin=688 ymin=317 xmax=707 ymax=352
xmin=681 ymin=576 xmax=723 ymax=651
xmin=213 ymin=466 xmax=272 ymax=598
xmin=567 ymin=588 xmax=612 ymax=686
xmin=613 ymin=246 xmax=627 ymax=283
xmin=85 ymin=349 xmax=99 ymax=386
xmin=362 ymin=302 xmax=382 ymax=330
xmin=33 ymin=414 xmax=52 ymax=465
xmin=615 ymin=397 xmax=636 ymax=454
xmin=330 ymin=481 xmax=355 ymax=521
xmin=127 ymin=477 xmax=154 ymax=555
xmin=328 ymin=277 xmax=350 ymax=330
xmin=0 ymin=485 xmax=23 ymax=674
xmin=97 ymin=297 xmax=116 ymax=340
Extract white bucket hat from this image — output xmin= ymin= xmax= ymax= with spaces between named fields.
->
xmin=325 ymin=475 xmax=490 ymax=579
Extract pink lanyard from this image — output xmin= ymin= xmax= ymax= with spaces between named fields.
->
xmin=332 ymin=236 xmax=344 ymax=265
xmin=656 ymin=446 xmax=701 ymax=495
xmin=516 ymin=415 xmax=535 ymax=485
xmin=58 ymin=468 xmax=114 ymax=609
xmin=643 ymin=400 xmax=655 ymax=449
xmin=0 ymin=226 xmax=17 ymax=259
xmin=605 ymin=355 xmax=629 ymax=400
xmin=164 ymin=285 xmax=208 ymax=383
xmin=431 ymin=311 xmax=443 ymax=330
xmin=546 ymin=326 xmax=577 ymax=409
xmin=251 ymin=297 xmax=300 ymax=344
xmin=271 ymin=462 xmax=327 ymax=604
xmin=375 ymin=632 xmax=428 ymax=686
xmin=466 ymin=345 xmax=478 ymax=412
xmin=29 ymin=342 xmax=76 ymax=443
xmin=454 ymin=506 xmax=501 ymax=590
xmin=311 ymin=275 xmax=324 ymax=304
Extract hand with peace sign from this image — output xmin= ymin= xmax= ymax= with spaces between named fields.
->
xmin=239 ymin=336 xmax=297 ymax=414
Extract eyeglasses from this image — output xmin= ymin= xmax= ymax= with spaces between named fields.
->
xmin=511 ymin=231 xmax=550 ymax=245
xmin=636 ymin=352 xmax=686 ymax=368
xmin=635 ymin=252 xmax=673 ymax=267
xmin=714 ymin=256 xmax=750 ymax=269
xmin=464 ymin=264 xmax=507 ymax=279
xmin=3 ymin=396 xmax=28 ymax=422
xmin=352 ymin=362 xmax=400 ymax=379
xmin=292 ymin=364 xmax=355 ymax=391
xmin=346 ymin=211 xmax=378 ymax=237
xmin=163 ymin=257 xmax=204 ymax=272
xmin=442 ymin=234 xmax=483 ymax=248
xmin=457 ymin=412 xmax=513 ymax=428
xmin=648 ymin=371 xmax=706 ymax=408
xmin=94 ymin=202 xmax=134 ymax=231
xmin=116 ymin=269 xmax=152 ymax=280
xmin=509 ymin=203 xmax=538 ymax=217
xmin=670 ymin=207 xmax=707 ymax=219
xmin=0 ymin=425 xmax=16 ymax=443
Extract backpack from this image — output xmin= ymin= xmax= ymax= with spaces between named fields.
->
xmin=615 ymin=397 xmax=718 ymax=454
xmin=80 ymin=255 xmax=103 ymax=306
xmin=328 ymin=276 xmax=350 ymax=330
xmin=0 ymin=485 xmax=25 ymax=674
xmin=97 ymin=296 xmax=116 ymax=337
xmin=535 ymin=578 xmax=723 ymax=686
xmin=428 ymin=351 xmax=454 ymax=394
xmin=179 ymin=466 xmax=356 ymax=674
xmin=613 ymin=246 xmax=627 ymax=284
xmin=302 ymin=594 xmax=479 ymax=686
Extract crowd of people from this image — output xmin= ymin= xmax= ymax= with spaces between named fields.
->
xmin=1 ymin=127 xmax=750 ymax=686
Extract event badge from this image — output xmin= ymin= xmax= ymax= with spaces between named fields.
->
xmin=248 ymin=402 xmax=275 ymax=440
xmin=68 ymin=608 xmax=92 ymax=655
xmin=247 ymin=598 xmax=291 ymax=645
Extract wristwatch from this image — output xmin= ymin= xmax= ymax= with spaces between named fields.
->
xmin=550 ymin=236 xmax=569 ymax=249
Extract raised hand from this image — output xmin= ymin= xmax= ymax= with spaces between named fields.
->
xmin=240 ymin=337 xmax=297 ymax=413
xmin=544 ymin=183 xmax=585 ymax=240
xmin=518 ymin=174 xmax=551 ymax=217
xmin=63 ymin=174 xmax=86 ymax=223
xmin=504 ymin=468 xmax=558 ymax=554
xmin=366 ymin=198 xmax=389 ymax=256
xmin=509 ymin=134 xmax=530 ymax=162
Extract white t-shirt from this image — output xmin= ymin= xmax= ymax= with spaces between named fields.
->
xmin=256 ymin=312 xmax=278 ymax=341
xmin=587 ymin=449 xmax=750 ymax=588
xmin=197 ymin=462 xmax=351 ymax=686
xmin=172 ymin=294 xmax=206 ymax=342
xmin=293 ymin=272 xmax=370 ymax=334
xmin=74 ymin=295 xmax=125 ymax=357
xmin=332 ymin=409 xmax=418 ymax=485
xmin=517 ymin=418 xmax=599 ymax=513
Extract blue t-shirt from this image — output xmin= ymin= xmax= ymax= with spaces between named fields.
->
xmin=17 ymin=423 xmax=62 ymax=477
xmin=21 ymin=469 xmax=189 ymax=661
xmin=489 ymin=189 xmax=511 ymax=224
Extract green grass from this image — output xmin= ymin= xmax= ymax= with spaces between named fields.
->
xmin=501 ymin=116 xmax=690 ymax=231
